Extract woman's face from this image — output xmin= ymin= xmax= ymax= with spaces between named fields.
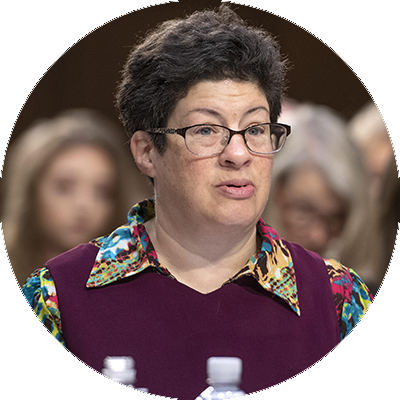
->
xmin=36 ymin=145 xmax=117 ymax=253
xmin=146 ymin=79 xmax=274 ymax=233
xmin=276 ymin=165 xmax=348 ymax=256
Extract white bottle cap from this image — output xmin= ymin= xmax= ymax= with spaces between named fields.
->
xmin=102 ymin=356 xmax=136 ymax=384
xmin=207 ymin=357 xmax=243 ymax=385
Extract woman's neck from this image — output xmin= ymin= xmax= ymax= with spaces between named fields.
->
xmin=144 ymin=216 xmax=259 ymax=294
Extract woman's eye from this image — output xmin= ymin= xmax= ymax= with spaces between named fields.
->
xmin=53 ymin=179 xmax=74 ymax=195
xmin=247 ymin=126 xmax=264 ymax=136
xmin=95 ymin=184 xmax=114 ymax=202
xmin=196 ymin=126 xmax=213 ymax=136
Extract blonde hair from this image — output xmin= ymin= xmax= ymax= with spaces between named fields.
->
xmin=349 ymin=101 xmax=389 ymax=146
xmin=2 ymin=108 xmax=151 ymax=285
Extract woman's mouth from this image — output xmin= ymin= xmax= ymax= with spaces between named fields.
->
xmin=217 ymin=180 xmax=255 ymax=199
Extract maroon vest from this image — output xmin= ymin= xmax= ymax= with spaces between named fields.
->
xmin=47 ymin=240 xmax=340 ymax=400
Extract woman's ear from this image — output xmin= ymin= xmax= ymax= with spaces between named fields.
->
xmin=130 ymin=131 xmax=156 ymax=178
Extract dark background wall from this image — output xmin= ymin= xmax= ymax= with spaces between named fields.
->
xmin=9 ymin=0 xmax=372 ymax=145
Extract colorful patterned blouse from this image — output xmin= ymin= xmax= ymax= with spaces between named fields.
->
xmin=22 ymin=199 xmax=373 ymax=347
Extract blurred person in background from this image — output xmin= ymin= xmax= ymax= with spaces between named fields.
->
xmin=365 ymin=155 xmax=399 ymax=292
xmin=349 ymin=101 xmax=393 ymax=202
xmin=2 ymin=108 xmax=151 ymax=286
xmin=263 ymin=103 xmax=372 ymax=287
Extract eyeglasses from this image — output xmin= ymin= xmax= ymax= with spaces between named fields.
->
xmin=148 ymin=123 xmax=291 ymax=156
xmin=283 ymin=201 xmax=347 ymax=239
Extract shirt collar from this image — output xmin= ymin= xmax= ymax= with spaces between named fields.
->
xmin=86 ymin=199 xmax=300 ymax=316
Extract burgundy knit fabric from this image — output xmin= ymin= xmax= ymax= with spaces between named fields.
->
xmin=48 ymin=240 xmax=340 ymax=400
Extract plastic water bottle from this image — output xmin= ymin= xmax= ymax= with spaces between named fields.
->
xmin=102 ymin=356 xmax=148 ymax=392
xmin=195 ymin=357 xmax=245 ymax=399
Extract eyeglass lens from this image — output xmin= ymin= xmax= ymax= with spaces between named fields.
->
xmin=185 ymin=124 xmax=287 ymax=155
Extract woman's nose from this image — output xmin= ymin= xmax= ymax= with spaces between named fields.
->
xmin=218 ymin=133 xmax=253 ymax=169
xmin=73 ymin=190 xmax=95 ymax=212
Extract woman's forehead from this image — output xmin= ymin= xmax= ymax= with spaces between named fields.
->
xmin=169 ymin=80 xmax=270 ymax=125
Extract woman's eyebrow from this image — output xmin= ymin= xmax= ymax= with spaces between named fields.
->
xmin=183 ymin=106 xmax=270 ymax=120
xmin=183 ymin=108 xmax=223 ymax=119
xmin=244 ymin=106 xmax=270 ymax=116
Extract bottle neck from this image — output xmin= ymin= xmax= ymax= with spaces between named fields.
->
xmin=212 ymin=382 xmax=241 ymax=391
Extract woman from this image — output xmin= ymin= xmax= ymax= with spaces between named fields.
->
xmin=2 ymin=108 xmax=151 ymax=285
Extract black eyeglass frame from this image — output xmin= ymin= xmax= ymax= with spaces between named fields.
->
xmin=148 ymin=122 xmax=291 ymax=156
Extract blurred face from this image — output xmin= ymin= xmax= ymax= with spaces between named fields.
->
xmin=276 ymin=165 xmax=348 ymax=255
xmin=149 ymin=79 xmax=274 ymax=232
xmin=36 ymin=145 xmax=116 ymax=253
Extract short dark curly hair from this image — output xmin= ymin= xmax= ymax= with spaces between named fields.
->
xmin=116 ymin=4 xmax=288 ymax=154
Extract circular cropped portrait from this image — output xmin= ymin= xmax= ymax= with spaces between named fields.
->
xmin=1 ymin=1 xmax=398 ymax=399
